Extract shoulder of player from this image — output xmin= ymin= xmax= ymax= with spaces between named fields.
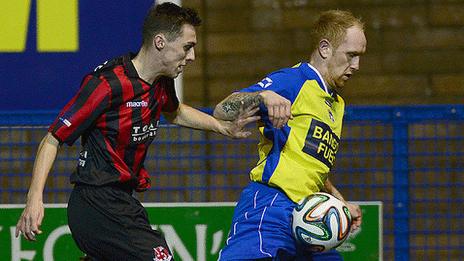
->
xmin=264 ymin=66 xmax=309 ymax=93
xmin=86 ymin=56 xmax=131 ymax=88
xmin=268 ymin=64 xmax=306 ymax=82
xmin=92 ymin=55 xmax=123 ymax=73
xmin=87 ymin=54 xmax=136 ymax=86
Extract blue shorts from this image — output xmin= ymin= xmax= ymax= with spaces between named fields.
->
xmin=219 ymin=182 xmax=343 ymax=261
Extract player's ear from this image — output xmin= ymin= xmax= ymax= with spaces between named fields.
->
xmin=318 ymin=39 xmax=332 ymax=59
xmin=154 ymin=34 xmax=166 ymax=50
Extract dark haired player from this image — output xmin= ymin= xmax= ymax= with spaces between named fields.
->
xmin=15 ymin=2 xmax=258 ymax=260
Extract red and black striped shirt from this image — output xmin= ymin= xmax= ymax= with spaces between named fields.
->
xmin=49 ymin=53 xmax=179 ymax=191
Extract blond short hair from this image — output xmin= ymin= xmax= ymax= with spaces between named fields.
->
xmin=310 ymin=10 xmax=364 ymax=50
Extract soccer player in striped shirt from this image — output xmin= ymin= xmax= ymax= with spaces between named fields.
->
xmin=15 ymin=2 xmax=259 ymax=260
xmin=215 ymin=10 xmax=367 ymax=261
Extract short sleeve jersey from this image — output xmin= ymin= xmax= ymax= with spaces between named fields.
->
xmin=240 ymin=63 xmax=345 ymax=203
xmin=48 ymin=53 xmax=179 ymax=191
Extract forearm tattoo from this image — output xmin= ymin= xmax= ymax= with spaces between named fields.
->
xmin=220 ymin=93 xmax=262 ymax=120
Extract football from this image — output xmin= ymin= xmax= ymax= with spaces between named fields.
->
xmin=292 ymin=192 xmax=352 ymax=252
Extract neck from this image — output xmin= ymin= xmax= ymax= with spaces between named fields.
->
xmin=309 ymin=53 xmax=334 ymax=92
xmin=132 ymin=47 xmax=163 ymax=84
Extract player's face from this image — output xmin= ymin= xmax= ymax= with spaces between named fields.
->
xmin=326 ymin=26 xmax=366 ymax=89
xmin=162 ymin=24 xmax=197 ymax=78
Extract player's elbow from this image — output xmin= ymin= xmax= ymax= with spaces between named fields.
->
xmin=162 ymin=111 xmax=177 ymax=124
xmin=213 ymin=104 xmax=225 ymax=120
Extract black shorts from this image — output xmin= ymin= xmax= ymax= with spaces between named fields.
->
xmin=67 ymin=184 xmax=173 ymax=261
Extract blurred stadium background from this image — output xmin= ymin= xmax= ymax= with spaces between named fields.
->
xmin=1 ymin=0 xmax=463 ymax=260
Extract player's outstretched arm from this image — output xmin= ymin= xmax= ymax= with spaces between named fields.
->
xmin=15 ymin=132 xmax=60 ymax=241
xmin=214 ymin=90 xmax=292 ymax=129
xmin=213 ymin=92 xmax=263 ymax=121
xmin=324 ymin=178 xmax=362 ymax=232
xmin=164 ymin=103 xmax=260 ymax=139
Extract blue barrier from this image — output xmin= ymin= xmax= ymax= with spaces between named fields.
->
xmin=1 ymin=105 xmax=463 ymax=260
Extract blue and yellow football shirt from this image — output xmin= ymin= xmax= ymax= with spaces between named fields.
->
xmin=240 ymin=63 xmax=345 ymax=203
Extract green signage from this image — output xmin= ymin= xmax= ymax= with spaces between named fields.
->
xmin=0 ymin=205 xmax=82 ymax=261
xmin=0 ymin=202 xmax=381 ymax=261
xmin=337 ymin=202 xmax=383 ymax=261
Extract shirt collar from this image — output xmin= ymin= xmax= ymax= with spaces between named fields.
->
xmin=122 ymin=52 xmax=139 ymax=79
xmin=301 ymin=62 xmax=335 ymax=97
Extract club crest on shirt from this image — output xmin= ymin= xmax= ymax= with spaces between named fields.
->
xmin=153 ymin=246 xmax=172 ymax=261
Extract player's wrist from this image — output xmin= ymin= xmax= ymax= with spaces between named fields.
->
xmin=214 ymin=119 xmax=228 ymax=136
xmin=26 ymin=190 xmax=44 ymax=203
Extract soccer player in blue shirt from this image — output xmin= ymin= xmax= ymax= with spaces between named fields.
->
xmin=214 ymin=10 xmax=367 ymax=260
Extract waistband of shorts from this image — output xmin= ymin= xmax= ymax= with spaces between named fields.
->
xmin=247 ymin=181 xmax=291 ymax=199
xmin=73 ymin=182 xmax=134 ymax=194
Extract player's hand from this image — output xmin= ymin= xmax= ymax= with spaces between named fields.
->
xmin=346 ymin=202 xmax=362 ymax=232
xmin=259 ymin=90 xmax=292 ymax=129
xmin=15 ymin=199 xmax=44 ymax=241
xmin=219 ymin=106 xmax=260 ymax=139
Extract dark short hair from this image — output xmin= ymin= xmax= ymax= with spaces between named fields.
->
xmin=142 ymin=2 xmax=201 ymax=46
